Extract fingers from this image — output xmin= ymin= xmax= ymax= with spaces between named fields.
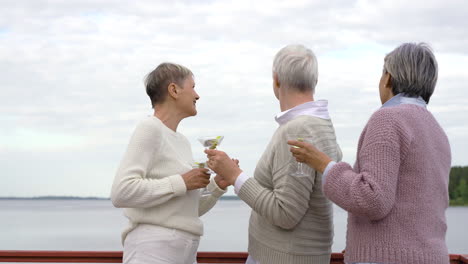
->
xmin=206 ymin=160 xmax=214 ymax=170
xmin=289 ymin=146 xmax=305 ymax=155
xmin=289 ymin=146 xmax=306 ymax=162
xmin=199 ymin=169 xmax=210 ymax=178
xmin=294 ymin=156 xmax=305 ymax=162
xmin=204 ymin=149 xmax=221 ymax=156
xmin=195 ymin=180 xmax=210 ymax=189
xmin=197 ymin=170 xmax=210 ymax=187
xmin=205 ymin=149 xmax=231 ymax=160
xmin=199 ymin=168 xmax=210 ymax=175
xmin=192 ymin=168 xmax=210 ymax=175
xmin=190 ymin=169 xmax=210 ymax=179
xmin=206 ymin=152 xmax=227 ymax=168
xmin=287 ymin=140 xmax=306 ymax=148
xmin=183 ymin=169 xmax=211 ymax=190
xmin=289 ymin=146 xmax=298 ymax=153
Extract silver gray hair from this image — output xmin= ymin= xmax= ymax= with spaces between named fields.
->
xmin=145 ymin=62 xmax=193 ymax=107
xmin=272 ymin=44 xmax=318 ymax=93
xmin=384 ymin=43 xmax=438 ymax=103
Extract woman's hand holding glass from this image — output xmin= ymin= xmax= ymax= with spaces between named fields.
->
xmin=196 ymin=136 xmax=224 ymax=196
xmin=181 ymin=167 xmax=211 ymax=191
xmin=286 ymin=135 xmax=315 ymax=177
xmin=287 ymin=139 xmax=332 ymax=174
xmin=205 ymin=149 xmax=242 ymax=186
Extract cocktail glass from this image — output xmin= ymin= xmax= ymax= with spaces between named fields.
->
xmin=192 ymin=161 xmax=212 ymax=197
xmin=197 ymin=136 xmax=224 ymax=196
xmin=287 ymin=134 xmax=313 ymax=177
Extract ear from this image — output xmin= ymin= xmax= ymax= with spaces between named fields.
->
xmin=167 ymin=83 xmax=179 ymax=99
xmin=273 ymin=72 xmax=280 ymax=88
xmin=383 ymin=72 xmax=392 ymax=90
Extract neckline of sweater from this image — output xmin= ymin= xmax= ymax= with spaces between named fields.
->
xmin=149 ymin=116 xmax=182 ymax=137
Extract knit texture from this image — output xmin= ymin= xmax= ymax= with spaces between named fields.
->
xmin=324 ymin=104 xmax=451 ymax=264
xmin=238 ymin=115 xmax=342 ymax=264
xmin=111 ymin=116 xmax=226 ymax=244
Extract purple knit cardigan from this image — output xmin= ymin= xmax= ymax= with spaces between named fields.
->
xmin=325 ymin=104 xmax=451 ymax=264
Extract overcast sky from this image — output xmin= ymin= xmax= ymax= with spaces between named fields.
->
xmin=1 ymin=0 xmax=467 ymax=197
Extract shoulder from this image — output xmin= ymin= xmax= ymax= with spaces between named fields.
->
xmin=364 ymin=106 xmax=414 ymax=145
xmin=272 ymin=116 xmax=335 ymax=152
xmin=136 ymin=116 xmax=162 ymax=130
xmin=369 ymin=106 xmax=396 ymax=120
xmin=176 ymin=133 xmax=191 ymax=146
xmin=367 ymin=106 xmax=406 ymax=128
xmin=367 ymin=105 xmax=425 ymax=130
xmin=280 ymin=115 xmax=333 ymax=136
xmin=284 ymin=115 xmax=330 ymax=129
xmin=130 ymin=117 xmax=163 ymax=142
xmin=133 ymin=116 xmax=165 ymax=136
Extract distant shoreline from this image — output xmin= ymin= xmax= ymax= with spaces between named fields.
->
xmin=0 ymin=196 xmax=465 ymax=206
xmin=0 ymin=196 xmax=110 ymax=200
xmin=0 ymin=195 xmax=241 ymax=201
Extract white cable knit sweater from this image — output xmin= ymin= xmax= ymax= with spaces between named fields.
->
xmin=111 ymin=116 xmax=226 ymax=243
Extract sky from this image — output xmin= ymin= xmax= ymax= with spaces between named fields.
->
xmin=1 ymin=0 xmax=467 ymax=197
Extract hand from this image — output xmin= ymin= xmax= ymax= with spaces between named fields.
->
xmin=214 ymin=174 xmax=230 ymax=190
xmin=213 ymin=158 xmax=238 ymax=189
xmin=205 ymin=149 xmax=242 ymax=186
xmin=287 ymin=140 xmax=333 ymax=174
xmin=181 ymin=168 xmax=211 ymax=190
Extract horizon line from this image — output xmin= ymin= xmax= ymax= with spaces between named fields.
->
xmin=0 ymin=195 xmax=239 ymax=200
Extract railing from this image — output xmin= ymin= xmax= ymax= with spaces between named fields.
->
xmin=0 ymin=251 xmax=467 ymax=263
xmin=0 ymin=251 xmax=249 ymax=263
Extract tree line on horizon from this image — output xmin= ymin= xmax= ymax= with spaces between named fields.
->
xmin=449 ymin=166 xmax=468 ymax=206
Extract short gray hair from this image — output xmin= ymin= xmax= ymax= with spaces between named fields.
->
xmin=145 ymin=62 xmax=193 ymax=107
xmin=272 ymin=44 xmax=318 ymax=93
xmin=384 ymin=43 xmax=438 ymax=103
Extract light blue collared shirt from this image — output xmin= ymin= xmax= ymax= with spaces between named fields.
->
xmin=381 ymin=93 xmax=427 ymax=109
xmin=322 ymin=93 xmax=427 ymax=185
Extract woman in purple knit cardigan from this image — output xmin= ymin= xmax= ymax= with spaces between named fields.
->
xmin=288 ymin=43 xmax=451 ymax=264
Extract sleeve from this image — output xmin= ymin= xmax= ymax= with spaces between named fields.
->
xmin=323 ymin=112 xmax=408 ymax=220
xmin=111 ymin=121 xmax=187 ymax=208
xmin=198 ymin=177 xmax=227 ymax=216
xmin=237 ymin=129 xmax=315 ymax=230
xmin=321 ymin=161 xmax=336 ymax=187
xmin=234 ymin=172 xmax=250 ymax=194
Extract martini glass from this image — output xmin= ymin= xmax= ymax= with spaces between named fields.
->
xmin=192 ymin=161 xmax=212 ymax=197
xmin=197 ymin=136 xmax=224 ymax=196
xmin=287 ymin=134 xmax=313 ymax=177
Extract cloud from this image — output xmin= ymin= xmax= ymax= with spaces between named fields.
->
xmin=0 ymin=0 xmax=467 ymax=196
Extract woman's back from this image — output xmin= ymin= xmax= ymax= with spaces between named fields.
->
xmin=345 ymin=103 xmax=451 ymax=264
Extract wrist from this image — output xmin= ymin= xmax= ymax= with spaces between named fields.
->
xmin=214 ymin=175 xmax=228 ymax=190
xmin=229 ymin=169 xmax=242 ymax=185
xmin=318 ymin=156 xmax=333 ymax=174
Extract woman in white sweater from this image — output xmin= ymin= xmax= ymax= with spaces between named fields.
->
xmin=111 ymin=62 xmax=228 ymax=264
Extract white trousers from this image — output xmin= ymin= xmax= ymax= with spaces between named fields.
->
xmin=123 ymin=224 xmax=200 ymax=264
